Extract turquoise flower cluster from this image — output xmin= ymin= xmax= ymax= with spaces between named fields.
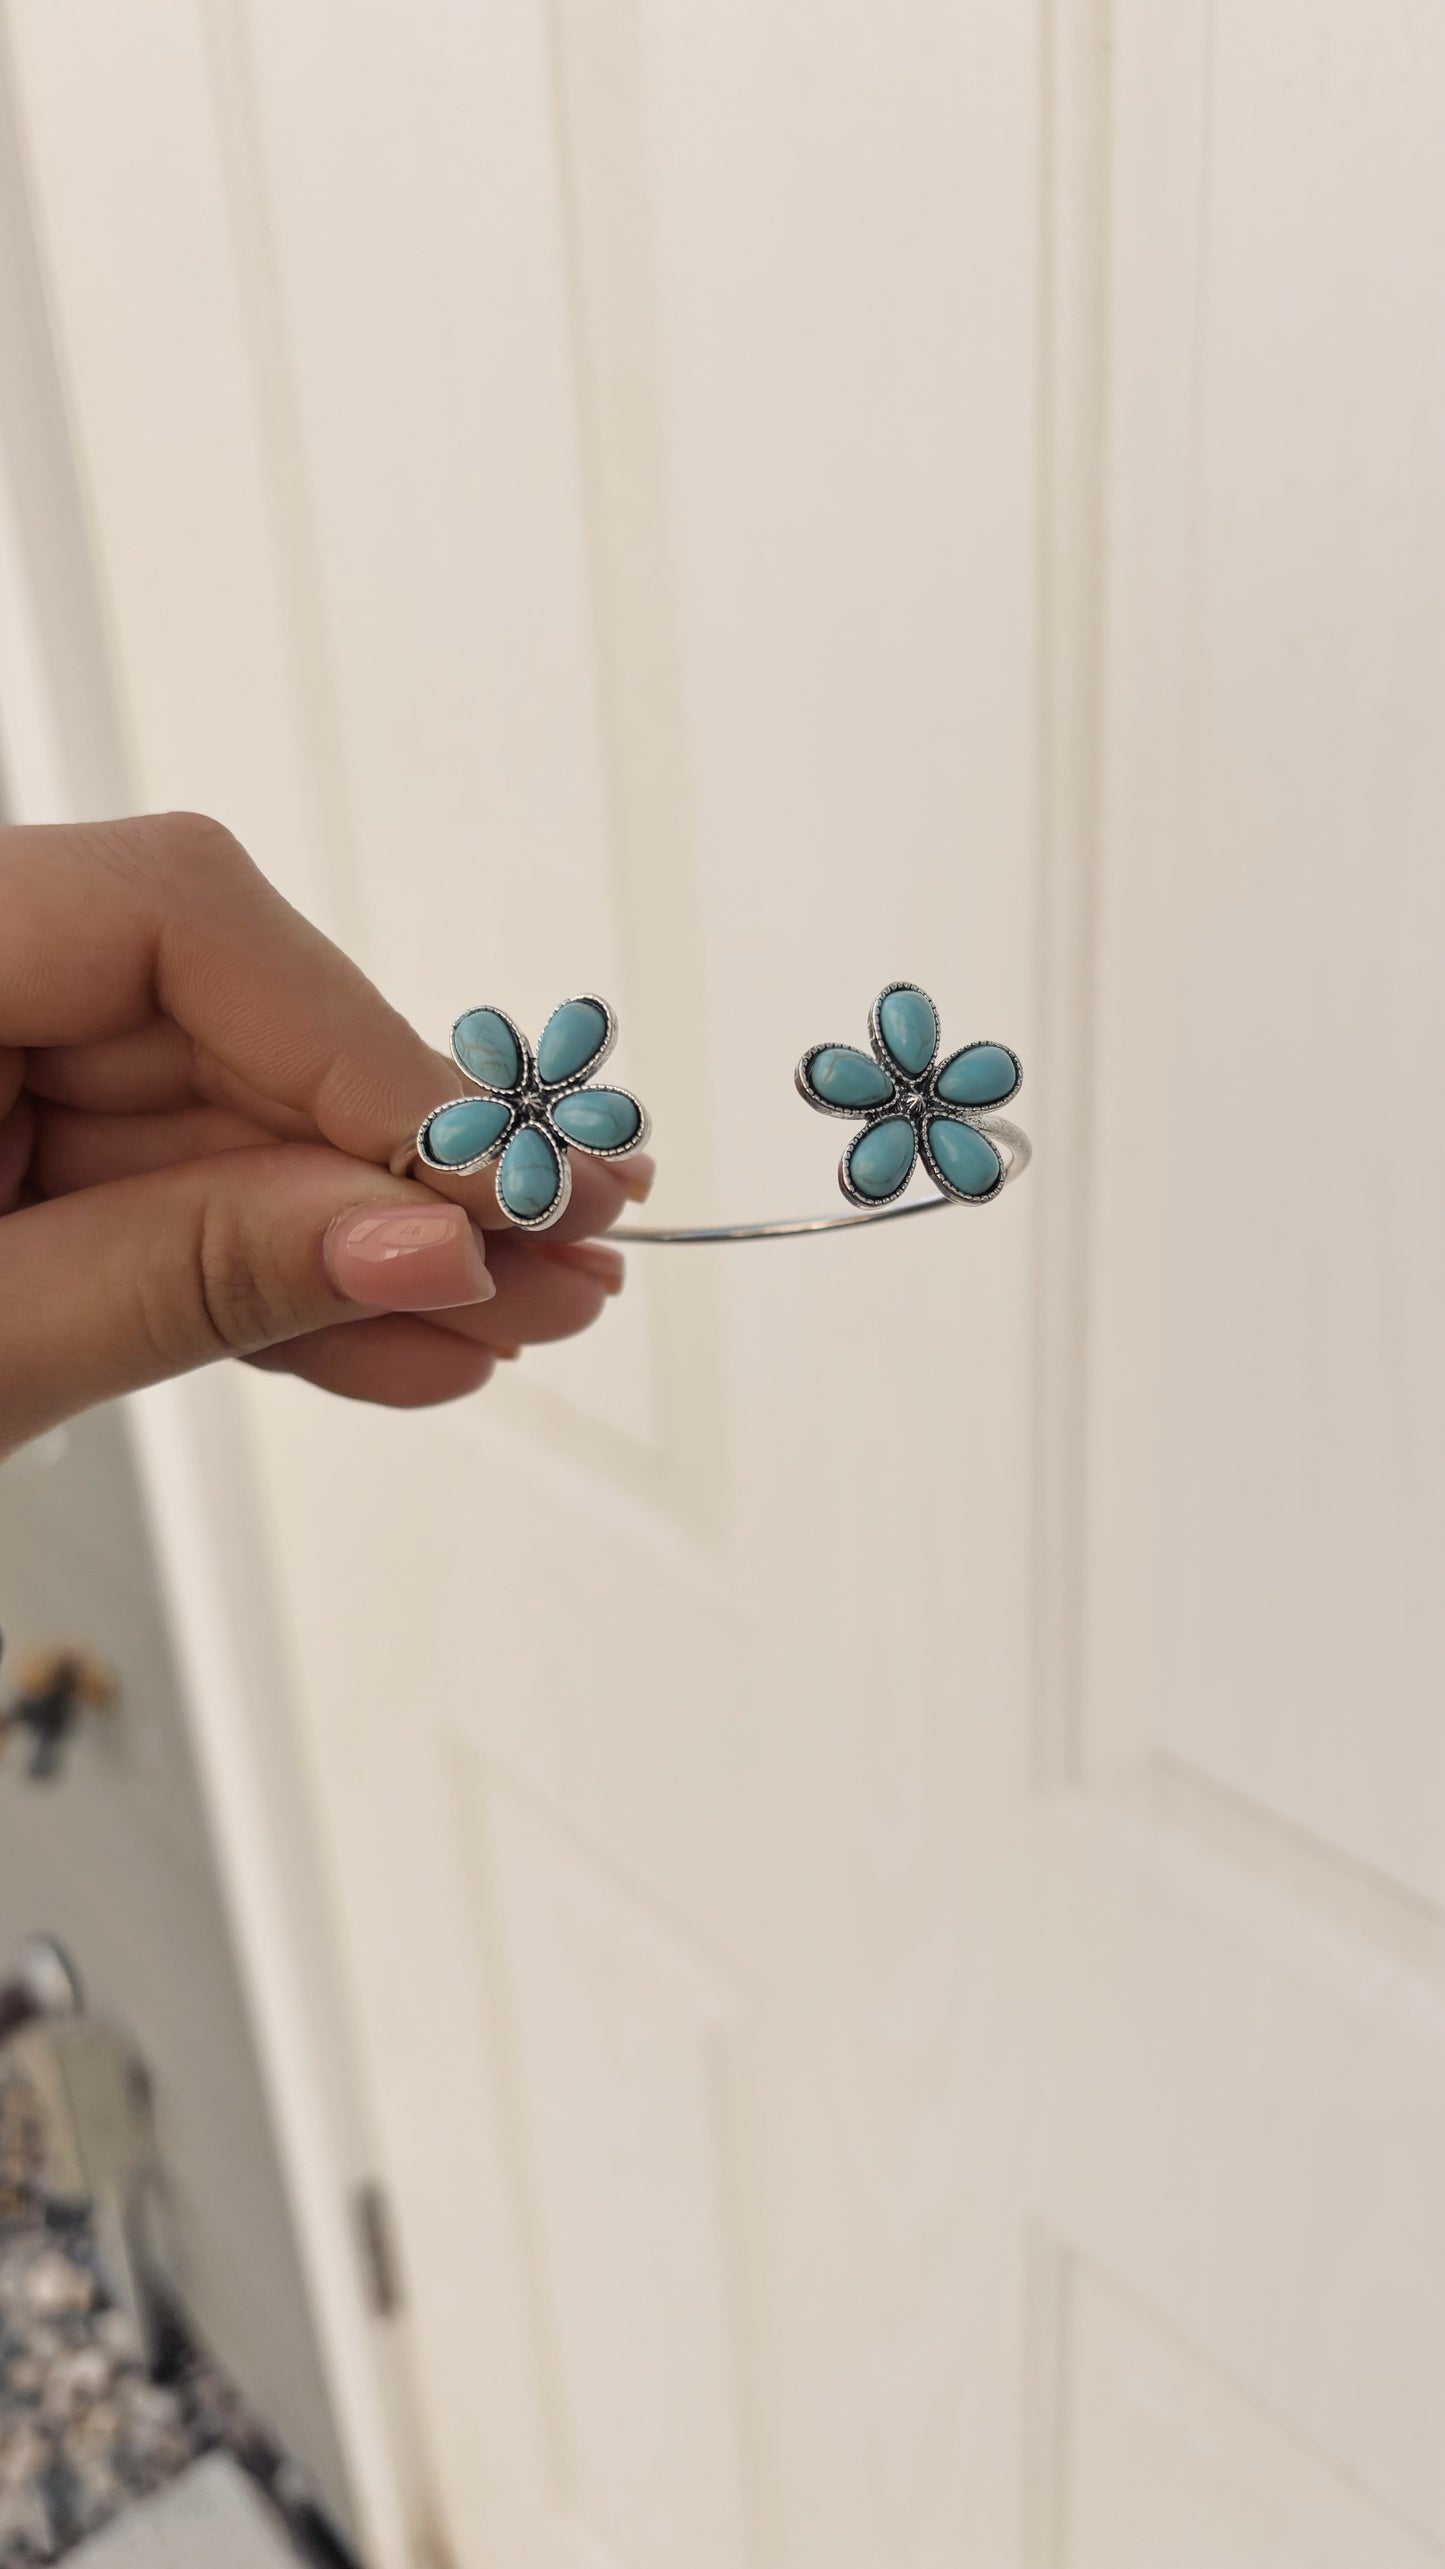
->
xmin=796 ymin=981 xmax=1020 ymax=1208
xmin=417 ymin=996 xmax=648 ymax=1231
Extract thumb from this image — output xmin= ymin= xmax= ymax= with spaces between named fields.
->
xmin=0 ymin=1143 xmax=495 ymax=1458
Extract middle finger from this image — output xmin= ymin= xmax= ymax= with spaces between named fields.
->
xmin=422 ymin=1231 xmax=627 ymax=1348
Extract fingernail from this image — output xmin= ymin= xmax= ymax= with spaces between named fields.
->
xmin=619 ymin=1153 xmax=656 ymax=1204
xmin=325 ymin=1204 xmax=496 ymax=1310
xmin=547 ymin=1240 xmax=626 ymax=1295
xmin=494 ymin=1344 xmax=522 ymax=1361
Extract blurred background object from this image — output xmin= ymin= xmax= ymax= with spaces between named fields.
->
xmin=0 ymin=4 xmax=1442 ymax=2566
xmin=0 ymin=1646 xmax=116 ymax=1784
xmin=0 ymin=1411 xmax=353 ymax=2551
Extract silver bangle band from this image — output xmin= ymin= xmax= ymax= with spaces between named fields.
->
xmin=611 ymin=1117 xmax=1031 ymax=1243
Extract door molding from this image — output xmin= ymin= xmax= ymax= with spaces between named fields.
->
xmin=0 ymin=41 xmax=431 ymax=2560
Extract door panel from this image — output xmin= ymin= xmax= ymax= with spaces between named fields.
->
xmin=1059 ymin=2261 xmax=1439 ymax=2569
xmin=1086 ymin=0 xmax=1445 ymax=1906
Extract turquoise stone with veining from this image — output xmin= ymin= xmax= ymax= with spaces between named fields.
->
xmin=935 ymin=1043 xmax=1019 ymax=1108
xmin=537 ymin=998 xmax=608 ymax=1086
xmin=927 ymin=1116 xmax=1001 ymax=1197
xmin=550 ymin=1087 xmax=641 ymax=1152
xmin=422 ymin=1097 xmax=511 ymax=1168
xmin=848 ymin=1115 xmax=917 ymax=1200
xmin=878 ymin=987 xmax=937 ymax=1076
xmin=499 ymin=1125 xmax=563 ymax=1220
xmin=453 ymin=1007 xmax=521 ymax=1090
xmin=805 ymin=1045 xmax=893 ymax=1109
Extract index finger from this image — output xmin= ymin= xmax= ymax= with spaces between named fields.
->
xmin=0 ymin=813 xmax=645 ymax=1236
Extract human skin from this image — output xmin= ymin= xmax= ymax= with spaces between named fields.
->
xmin=0 ymin=812 xmax=653 ymax=1460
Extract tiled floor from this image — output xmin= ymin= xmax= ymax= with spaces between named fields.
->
xmin=69 ymin=2455 xmax=299 ymax=2566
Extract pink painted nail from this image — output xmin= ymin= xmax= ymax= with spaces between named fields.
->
xmin=325 ymin=1204 xmax=496 ymax=1310
xmin=618 ymin=1153 xmax=656 ymax=1204
xmin=547 ymin=1240 xmax=626 ymax=1295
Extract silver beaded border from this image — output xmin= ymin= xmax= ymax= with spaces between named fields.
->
xmin=796 ymin=985 xmax=1023 ymax=1213
xmin=414 ymin=994 xmax=650 ymax=1232
xmin=868 ymin=977 xmax=941 ymax=1083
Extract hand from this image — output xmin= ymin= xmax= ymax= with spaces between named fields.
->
xmin=0 ymin=813 xmax=653 ymax=1459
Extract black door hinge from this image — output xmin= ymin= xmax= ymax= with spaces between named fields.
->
xmin=353 ymin=2179 xmax=403 ymax=2318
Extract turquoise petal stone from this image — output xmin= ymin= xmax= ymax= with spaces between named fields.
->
xmin=877 ymin=987 xmax=937 ymax=1076
xmin=805 ymin=1045 xmax=893 ymax=1109
xmin=453 ymin=1007 xmax=520 ymax=1090
xmin=927 ymin=1116 xmax=1001 ymax=1197
xmin=422 ymin=1097 xmax=511 ymax=1167
xmin=499 ymin=1126 xmax=563 ymax=1220
xmin=550 ymin=1087 xmax=641 ymax=1152
xmin=537 ymin=998 xmax=608 ymax=1085
xmin=848 ymin=1115 xmax=917 ymax=1200
xmin=936 ymin=1043 xmax=1019 ymax=1108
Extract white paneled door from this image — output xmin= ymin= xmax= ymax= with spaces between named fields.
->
xmin=3 ymin=4 xmax=1443 ymax=2566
